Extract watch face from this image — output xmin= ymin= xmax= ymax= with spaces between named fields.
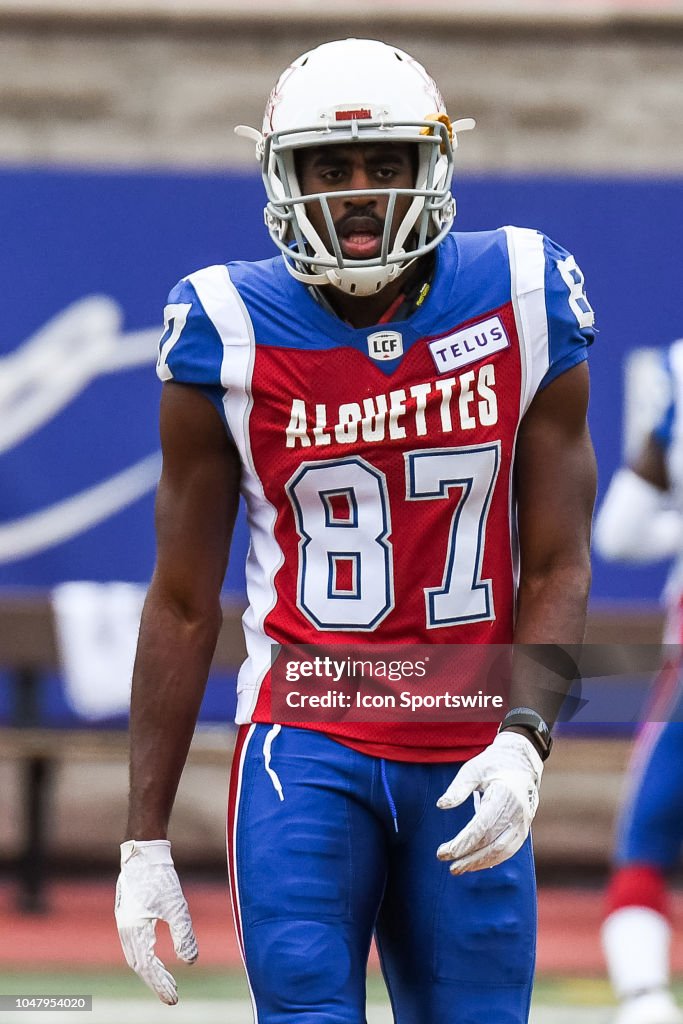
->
xmin=536 ymin=725 xmax=552 ymax=757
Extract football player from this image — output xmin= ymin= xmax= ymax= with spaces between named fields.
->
xmin=115 ymin=39 xmax=597 ymax=1023
xmin=596 ymin=340 xmax=683 ymax=1024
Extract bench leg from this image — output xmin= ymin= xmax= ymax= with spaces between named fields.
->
xmin=18 ymin=756 xmax=54 ymax=914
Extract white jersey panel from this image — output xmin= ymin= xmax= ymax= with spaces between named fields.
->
xmin=503 ymin=226 xmax=549 ymax=417
xmin=187 ymin=265 xmax=282 ymax=722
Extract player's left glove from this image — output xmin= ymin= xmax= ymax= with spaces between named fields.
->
xmin=436 ymin=731 xmax=544 ymax=874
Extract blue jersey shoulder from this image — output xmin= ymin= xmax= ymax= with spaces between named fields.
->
xmin=540 ymin=233 xmax=595 ymax=388
xmin=443 ymin=229 xmax=512 ymax=322
xmin=228 ymin=254 xmax=353 ymax=350
xmin=448 ymin=227 xmax=594 ymax=389
xmin=157 ymin=275 xmax=225 ymax=386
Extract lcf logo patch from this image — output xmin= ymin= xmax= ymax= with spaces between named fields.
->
xmin=367 ymin=330 xmax=403 ymax=361
xmin=428 ymin=316 xmax=509 ymax=374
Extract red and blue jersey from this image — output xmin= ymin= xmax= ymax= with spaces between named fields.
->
xmin=157 ymin=227 xmax=594 ymax=761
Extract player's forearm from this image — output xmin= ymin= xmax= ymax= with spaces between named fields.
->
xmin=125 ymin=588 xmax=223 ymax=839
xmin=509 ymin=559 xmax=591 ymax=729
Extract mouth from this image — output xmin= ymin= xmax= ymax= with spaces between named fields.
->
xmin=338 ymin=217 xmax=383 ymax=260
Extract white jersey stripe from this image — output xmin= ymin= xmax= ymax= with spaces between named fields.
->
xmin=503 ymin=226 xmax=548 ymax=603
xmin=184 ymin=264 xmax=255 ymax=471
xmin=503 ymin=226 xmax=549 ymax=416
xmin=226 ymin=723 xmax=259 ymax=1021
xmin=187 ymin=265 xmax=282 ymax=723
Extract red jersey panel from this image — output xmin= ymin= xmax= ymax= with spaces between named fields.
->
xmin=160 ymin=228 xmax=594 ymax=761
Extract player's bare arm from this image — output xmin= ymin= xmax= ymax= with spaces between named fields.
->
xmin=631 ymin=431 xmax=668 ymax=489
xmin=127 ymin=382 xmax=240 ymax=839
xmin=511 ymin=358 xmax=596 ymax=723
xmin=116 ymin=383 xmax=240 ymax=1004
xmin=437 ymin=361 xmax=596 ymax=875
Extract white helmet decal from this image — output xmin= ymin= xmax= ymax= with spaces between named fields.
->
xmin=235 ymin=38 xmax=475 ymax=296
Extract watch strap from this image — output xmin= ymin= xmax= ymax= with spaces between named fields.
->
xmin=499 ymin=706 xmax=553 ymax=761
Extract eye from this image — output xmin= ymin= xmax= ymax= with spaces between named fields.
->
xmin=376 ymin=166 xmax=397 ymax=179
xmin=318 ymin=166 xmax=347 ymax=183
xmin=313 ymin=164 xmax=350 ymax=187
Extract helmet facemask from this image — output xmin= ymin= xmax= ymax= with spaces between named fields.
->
xmin=261 ymin=120 xmax=456 ymax=296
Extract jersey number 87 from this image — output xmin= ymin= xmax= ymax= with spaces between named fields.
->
xmin=286 ymin=443 xmax=500 ymax=632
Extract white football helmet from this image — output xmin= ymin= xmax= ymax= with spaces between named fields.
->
xmin=236 ymin=38 xmax=475 ymax=296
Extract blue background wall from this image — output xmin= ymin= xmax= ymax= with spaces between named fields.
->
xmin=1 ymin=168 xmax=681 ymax=720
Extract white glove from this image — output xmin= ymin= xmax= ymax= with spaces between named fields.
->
xmin=436 ymin=731 xmax=544 ymax=874
xmin=115 ymin=839 xmax=198 ymax=1004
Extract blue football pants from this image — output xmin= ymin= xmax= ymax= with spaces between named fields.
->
xmin=228 ymin=723 xmax=536 ymax=1023
xmin=615 ymin=719 xmax=683 ymax=869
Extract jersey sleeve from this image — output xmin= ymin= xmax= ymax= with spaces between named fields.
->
xmin=539 ymin=235 xmax=596 ymax=390
xmin=156 ymin=276 xmax=226 ymax=386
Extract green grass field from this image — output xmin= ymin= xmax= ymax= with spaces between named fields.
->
xmin=0 ymin=968 xmax=664 ymax=1023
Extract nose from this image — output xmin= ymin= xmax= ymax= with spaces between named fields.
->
xmin=345 ymin=163 xmax=376 ymax=205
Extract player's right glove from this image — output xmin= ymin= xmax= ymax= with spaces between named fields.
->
xmin=115 ymin=839 xmax=198 ymax=1005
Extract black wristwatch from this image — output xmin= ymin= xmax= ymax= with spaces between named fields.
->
xmin=499 ymin=707 xmax=553 ymax=761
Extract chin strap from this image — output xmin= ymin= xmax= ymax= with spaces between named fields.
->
xmin=286 ymin=256 xmax=412 ymax=297
xmin=325 ymin=261 xmax=411 ymax=297
xmin=308 ymin=254 xmax=435 ymax=322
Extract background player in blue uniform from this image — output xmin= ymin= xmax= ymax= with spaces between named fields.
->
xmin=596 ymin=340 xmax=683 ymax=1024
xmin=115 ymin=39 xmax=597 ymax=1022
